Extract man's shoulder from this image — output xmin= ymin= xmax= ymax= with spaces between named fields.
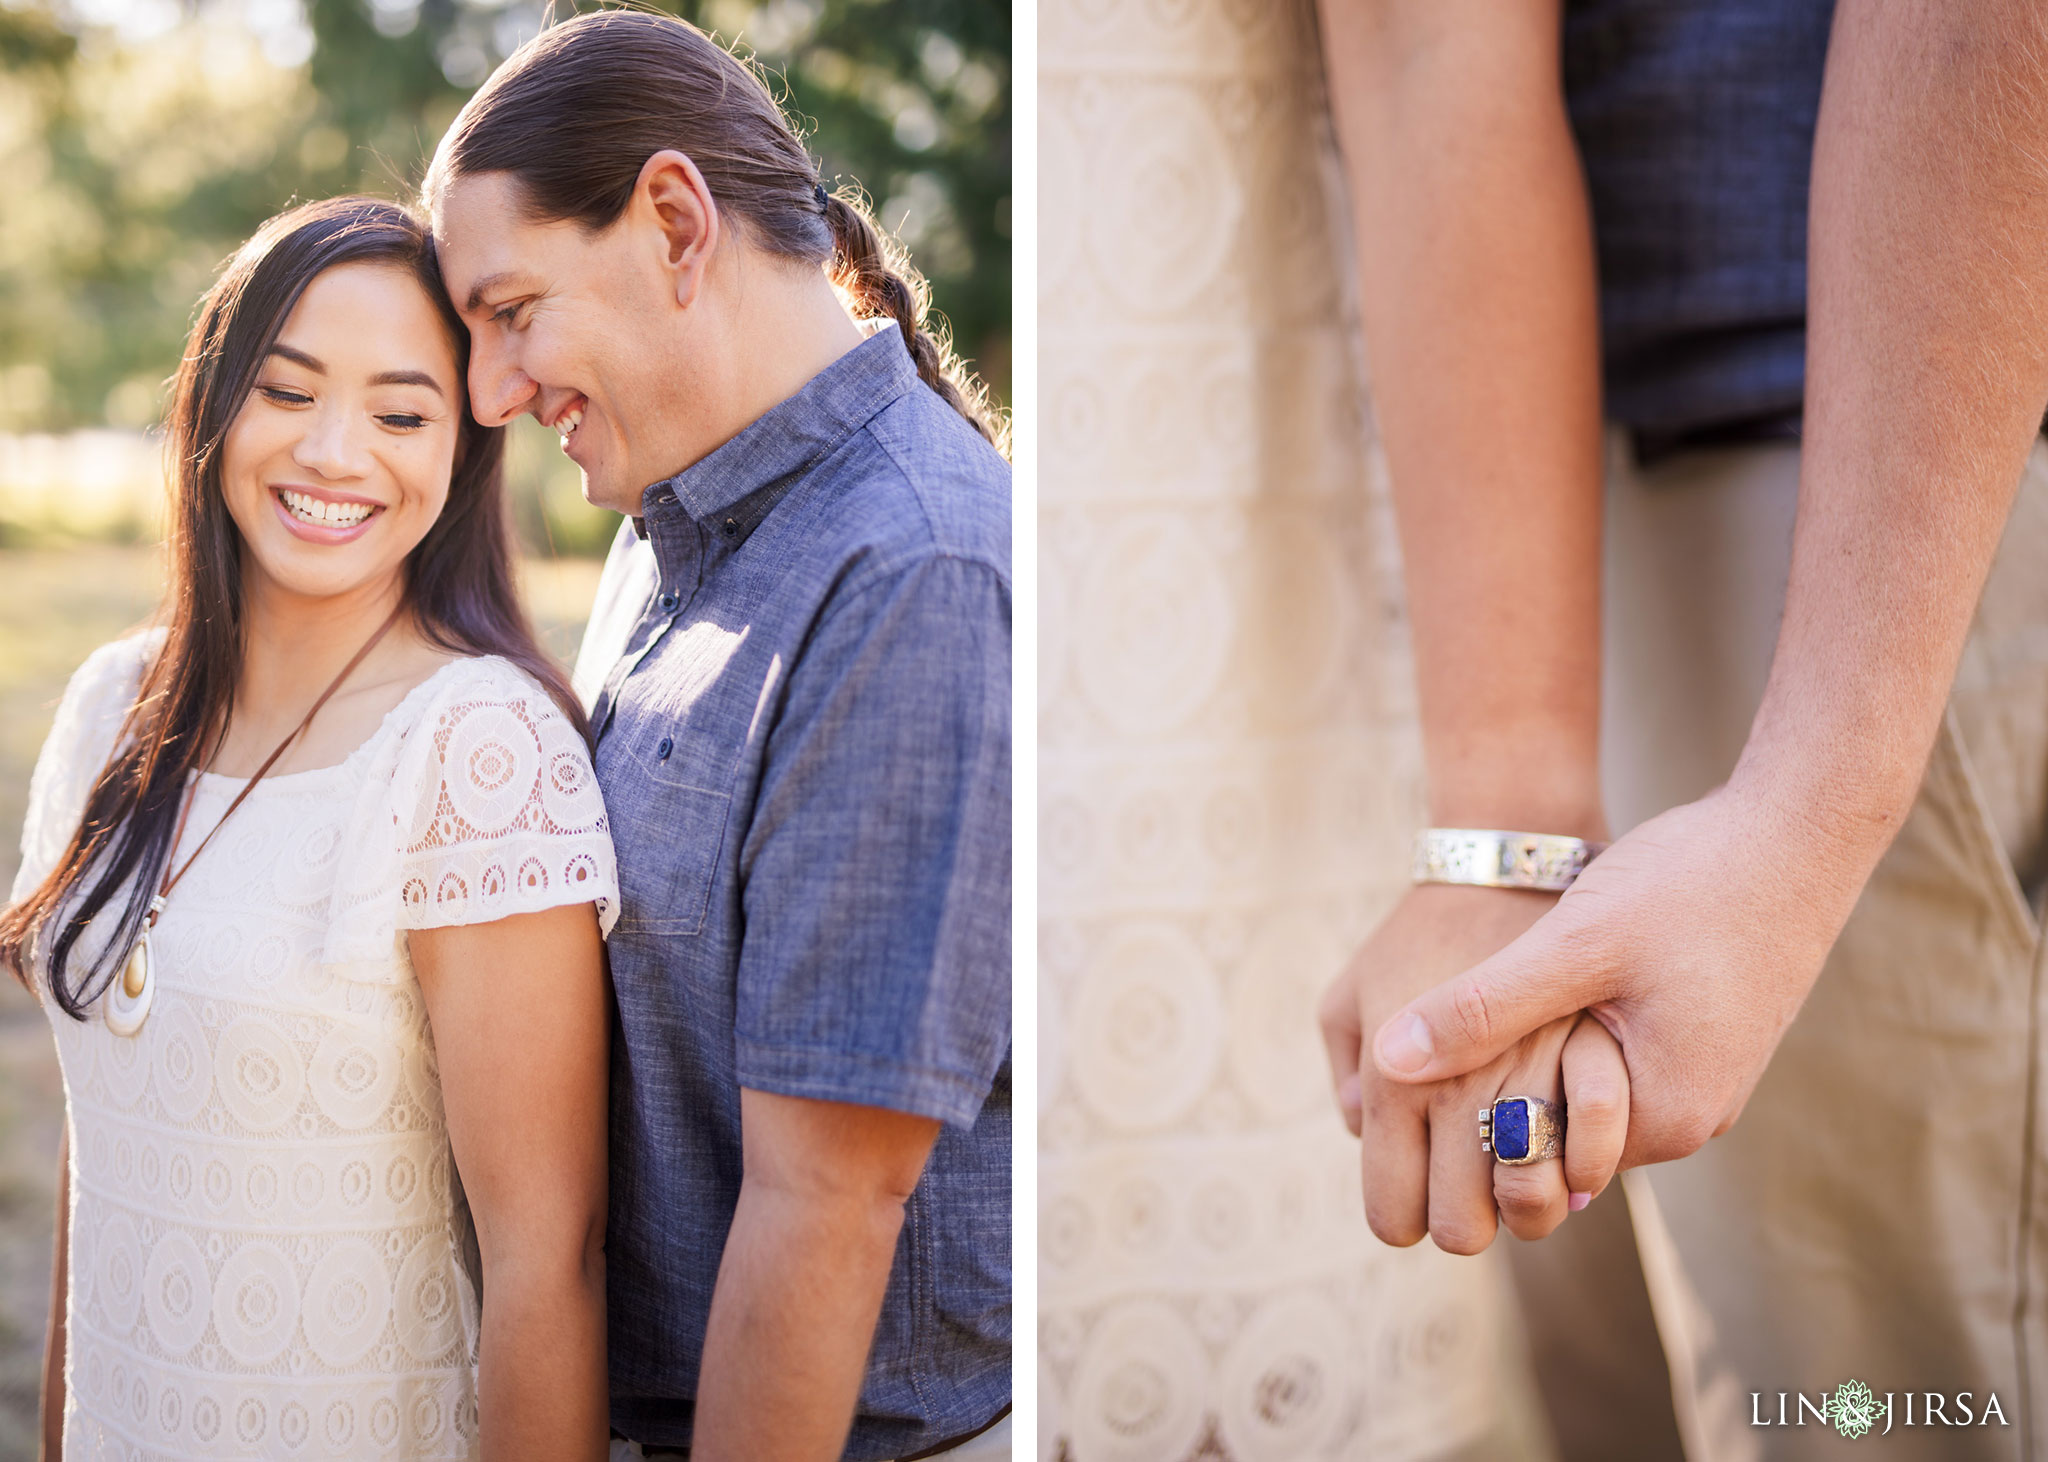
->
xmin=864 ymin=385 xmax=1011 ymax=558
xmin=784 ymin=386 xmax=1010 ymax=591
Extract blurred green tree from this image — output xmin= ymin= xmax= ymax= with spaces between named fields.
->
xmin=0 ymin=0 xmax=1007 ymax=549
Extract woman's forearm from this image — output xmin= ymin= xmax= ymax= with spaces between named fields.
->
xmin=410 ymin=906 xmax=611 ymax=1462
xmin=40 ymin=1125 xmax=67 ymax=1462
xmin=1319 ymin=0 xmax=1606 ymax=835
xmin=1734 ymin=0 xmax=2048 ymax=860
xmin=477 ymin=1249 xmax=607 ymax=1462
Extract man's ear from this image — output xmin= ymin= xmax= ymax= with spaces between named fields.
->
xmin=632 ymin=149 xmax=721 ymax=311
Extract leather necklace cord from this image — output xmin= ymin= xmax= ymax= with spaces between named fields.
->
xmin=149 ymin=603 xmax=407 ymax=923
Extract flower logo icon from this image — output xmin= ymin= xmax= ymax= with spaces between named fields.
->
xmin=1827 ymin=1380 xmax=1884 ymax=1440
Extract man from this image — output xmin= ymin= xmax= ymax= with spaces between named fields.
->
xmin=1318 ymin=0 xmax=2048 ymax=1456
xmin=426 ymin=13 xmax=1011 ymax=1461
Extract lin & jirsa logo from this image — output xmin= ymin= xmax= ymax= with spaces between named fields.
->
xmin=1749 ymin=1380 xmax=2010 ymax=1438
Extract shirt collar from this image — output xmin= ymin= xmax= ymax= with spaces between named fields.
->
xmin=636 ymin=326 xmax=921 ymax=534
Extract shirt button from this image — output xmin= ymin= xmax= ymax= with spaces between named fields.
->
xmin=658 ymin=591 xmax=679 ymax=612
xmin=657 ymin=737 xmax=673 ymax=760
xmin=722 ymin=518 xmax=739 ymax=538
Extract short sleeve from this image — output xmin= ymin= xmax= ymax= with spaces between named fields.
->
xmin=387 ymin=664 xmax=619 ymax=938
xmin=12 ymin=633 xmax=158 ymax=903
xmin=733 ymin=554 xmax=1010 ymax=1128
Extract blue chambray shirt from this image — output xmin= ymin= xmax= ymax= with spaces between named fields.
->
xmin=1563 ymin=0 xmax=1835 ymax=454
xmin=575 ymin=330 xmax=1011 ymax=1459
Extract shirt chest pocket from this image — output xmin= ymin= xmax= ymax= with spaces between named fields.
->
xmin=610 ymin=730 xmax=734 ymax=937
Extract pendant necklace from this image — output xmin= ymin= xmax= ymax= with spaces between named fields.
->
xmin=105 ymin=605 xmax=405 ymax=1036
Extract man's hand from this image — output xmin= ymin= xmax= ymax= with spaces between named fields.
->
xmin=1322 ymin=883 xmax=1629 ymax=1252
xmin=1371 ymin=783 xmax=1876 ymax=1169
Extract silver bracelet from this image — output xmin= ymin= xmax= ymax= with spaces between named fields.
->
xmin=1411 ymin=828 xmax=1605 ymax=892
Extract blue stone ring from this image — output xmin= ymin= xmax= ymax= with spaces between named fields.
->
xmin=1480 ymin=1096 xmax=1565 ymax=1165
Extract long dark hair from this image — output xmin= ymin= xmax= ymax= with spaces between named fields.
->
xmin=0 ymin=196 xmax=583 ymax=1019
xmin=422 ymin=8 xmax=1007 ymax=454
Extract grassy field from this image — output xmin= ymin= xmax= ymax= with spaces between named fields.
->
xmin=0 ymin=543 xmax=603 ymax=1454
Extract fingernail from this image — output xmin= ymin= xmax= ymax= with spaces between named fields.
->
xmin=1569 ymin=1191 xmax=1592 ymax=1212
xmin=1339 ymin=1074 xmax=1362 ymax=1111
xmin=1376 ymin=1013 xmax=1433 ymax=1074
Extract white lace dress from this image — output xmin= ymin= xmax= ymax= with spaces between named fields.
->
xmin=10 ymin=636 xmax=619 ymax=1461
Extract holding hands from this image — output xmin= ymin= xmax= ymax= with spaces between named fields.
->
xmin=1321 ymin=882 xmax=1631 ymax=1254
xmin=1324 ymin=779 xmax=1881 ymax=1253
xmin=1320 ymin=0 xmax=2048 ymax=1267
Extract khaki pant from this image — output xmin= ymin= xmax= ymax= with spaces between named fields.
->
xmin=1511 ymin=437 xmax=2048 ymax=1462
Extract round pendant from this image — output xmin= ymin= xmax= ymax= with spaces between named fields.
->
xmin=105 ymin=928 xmax=154 ymax=1035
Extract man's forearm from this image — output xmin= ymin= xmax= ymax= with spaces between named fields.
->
xmin=690 ymin=1180 xmax=905 ymax=1461
xmin=1319 ymin=0 xmax=1606 ymax=835
xmin=1739 ymin=0 xmax=2048 ymax=855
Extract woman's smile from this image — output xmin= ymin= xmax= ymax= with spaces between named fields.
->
xmin=271 ymin=482 xmax=385 ymax=541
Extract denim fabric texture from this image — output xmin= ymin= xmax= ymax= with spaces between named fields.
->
xmin=1564 ymin=0 xmax=1836 ymax=451
xmin=585 ymin=330 xmax=1011 ymax=1460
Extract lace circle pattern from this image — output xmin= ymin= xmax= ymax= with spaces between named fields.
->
xmin=13 ymin=643 xmax=618 ymax=1460
xmin=1040 ymin=0 xmax=1540 ymax=1456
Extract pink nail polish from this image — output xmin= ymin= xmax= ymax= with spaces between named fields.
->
xmin=1569 ymin=1191 xmax=1592 ymax=1212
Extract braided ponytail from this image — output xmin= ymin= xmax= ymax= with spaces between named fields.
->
xmin=822 ymin=191 xmax=1006 ymax=453
xmin=427 ymin=11 xmax=1009 ymax=458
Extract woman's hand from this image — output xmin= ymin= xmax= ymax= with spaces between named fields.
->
xmin=1490 ymin=1013 xmax=1629 ymax=1237
xmin=1321 ymin=884 xmax=1629 ymax=1251
xmin=412 ymin=903 xmax=611 ymax=1462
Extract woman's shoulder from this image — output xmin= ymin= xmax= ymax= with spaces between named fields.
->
xmin=44 ymin=628 xmax=169 ymax=763
xmin=375 ymin=654 xmax=594 ymax=810
xmin=421 ymin=651 xmax=570 ymax=703
xmin=14 ymin=630 xmax=169 ymax=899
xmin=389 ymin=653 xmax=585 ymax=742
xmin=353 ymin=654 xmax=614 ymax=940
xmin=63 ymin=627 xmax=168 ymax=713
xmin=324 ymin=647 xmax=610 ymax=948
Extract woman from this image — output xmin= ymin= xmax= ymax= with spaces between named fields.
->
xmin=1 ymin=197 xmax=614 ymax=1461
